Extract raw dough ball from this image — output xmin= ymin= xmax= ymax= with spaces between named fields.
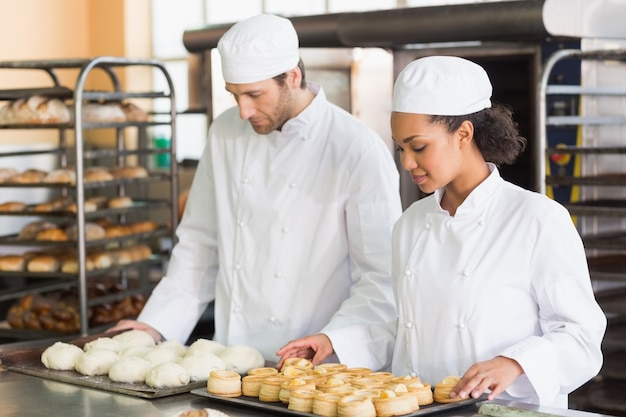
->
xmin=119 ymin=346 xmax=155 ymax=358
xmin=112 ymin=330 xmax=156 ymax=349
xmin=186 ymin=339 xmax=226 ymax=356
xmin=156 ymin=340 xmax=188 ymax=357
xmin=144 ymin=347 xmax=182 ymax=366
xmin=180 ymin=352 xmax=226 ymax=382
xmin=219 ymin=345 xmax=265 ymax=375
xmin=41 ymin=341 xmax=83 ymax=370
xmin=75 ymin=349 xmax=119 ymax=376
xmin=108 ymin=356 xmax=153 ymax=383
xmin=83 ymin=337 xmax=123 ymax=353
xmin=145 ymin=362 xmax=190 ymax=388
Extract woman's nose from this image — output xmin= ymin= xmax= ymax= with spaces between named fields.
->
xmin=401 ymin=153 xmax=418 ymax=171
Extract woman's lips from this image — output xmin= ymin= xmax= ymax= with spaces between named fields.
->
xmin=411 ymin=174 xmax=426 ymax=184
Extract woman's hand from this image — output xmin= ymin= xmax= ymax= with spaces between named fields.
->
xmin=450 ymin=356 xmax=524 ymax=401
xmin=106 ymin=319 xmax=164 ymax=343
xmin=275 ymin=333 xmax=334 ymax=370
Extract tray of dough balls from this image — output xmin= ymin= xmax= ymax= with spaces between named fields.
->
xmin=0 ymin=331 xmax=267 ymax=399
xmin=190 ymin=358 xmax=484 ymax=417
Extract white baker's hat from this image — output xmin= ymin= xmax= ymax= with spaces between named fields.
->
xmin=392 ymin=56 xmax=492 ymax=116
xmin=217 ymin=14 xmax=300 ymax=84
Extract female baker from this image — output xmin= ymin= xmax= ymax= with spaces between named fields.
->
xmin=277 ymin=56 xmax=607 ymax=408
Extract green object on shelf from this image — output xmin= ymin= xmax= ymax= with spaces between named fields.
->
xmin=153 ymin=136 xmax=171 ymax=168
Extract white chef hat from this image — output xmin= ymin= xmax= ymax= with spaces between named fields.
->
xmin=217 ymin=14 xmax=300 ymax=84
xmin=392 ymin=56 xmax=492 ymax=116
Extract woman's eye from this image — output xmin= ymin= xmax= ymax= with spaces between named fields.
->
xmin=395 ymin=145 xmax=404 ymax=153
xmin=413 ymin=145 xmax=426 ymax=152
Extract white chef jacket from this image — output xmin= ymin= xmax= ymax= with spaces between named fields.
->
xmin=332 ymin=164 xmax=606 ymax=408
xmin=138 ymin=83 xmax=402 ymax=361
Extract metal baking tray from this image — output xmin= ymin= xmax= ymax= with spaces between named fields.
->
xmin=0 ymin=333 xmax=205 ymax=399
xmin=190 ymin=388 xmax=484 ymax=417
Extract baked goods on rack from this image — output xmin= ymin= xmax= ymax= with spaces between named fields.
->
xmin=17 ymin=220 xmax=57 ymax=240
xmin=0 ymin=167 xmax=18 ymax=182
xmin=82 ymin=100 xmax=148 ymax=123
xmin=0 ymin=95 xmax=71 ymax=124
xmin=43 ymin=168 xmax=76 ymax=185
xmin=0 ymin=254 xmax=26 ymax=271
xmin=8 ymin=168 xmax=47 ymax=183
xmin=0 ymin=201 xmax=27 ymax=211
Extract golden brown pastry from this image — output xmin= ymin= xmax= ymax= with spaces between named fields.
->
xmin=372 ymin=389 xmax=414 ymax=417
xmin=279 ymin=377 xmax=318 ymax=404
xmin=337 ymin=394 xmax=376 ymax=417
xmin=60 ymin=256 xmax=95 ymax=274
xmin=241 ymin=374 xmax=266 ymax=397
xmin=312 ymin=392 xmax=342 ymax=417
xmin=259 ymin=376 xmax=290 ymax=402
xmin=85 ymin=196 xmax=109 ymax=208
xmin=0 ymin=254 xmax=26 ymax=271
xmin=127 ymin=244 xmax=152 ymax=261
xmin=109 ymin=248 xmax=133 ymax=265
xmin=207 ymin=370 xmax=242 ymax=397
xmin=0 ymin=201 xmax=27 ymax=211
xmin=433 ymin=376 xmax=463 ymax=403
xmin=407 ymin=382 xmax=433 ymax=406
xmin=35 ymin=228 xmax=68 ymax=242
xmin=88 ymin=252 xmax=113 ymax=269
xmin=18 ymin=221 xmax=58 ymax=240
xmin=288 ymin=388 xmax=317 ymax=413
xmin=27 ymin=255 xmax=60 ymax=273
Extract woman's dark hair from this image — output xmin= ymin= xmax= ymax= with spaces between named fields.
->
xmin=429 ymin=103 xmax=527 ymax=166
xmin=273 ymin=58 xmax=307 ymax=89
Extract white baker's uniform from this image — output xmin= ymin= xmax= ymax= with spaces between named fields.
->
xmin=333 ymin=164 xmax=606 ymax=407
xmin=138 ymin=83 xmax=402 ymax=361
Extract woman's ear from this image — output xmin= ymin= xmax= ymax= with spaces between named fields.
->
xmin=456 ymin=120 xmax=474 ymax=147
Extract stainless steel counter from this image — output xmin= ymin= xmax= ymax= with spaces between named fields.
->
xmin=0 ymin=339 xmax=614 ymax=417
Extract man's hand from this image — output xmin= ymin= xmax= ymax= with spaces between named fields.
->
xmin=106 ymin=319 xmax=164 ymax=343
xmin=276 ymin=333 xmax=334 ymax=370
xmin=450 ymin=356 xmax=524 ymax=401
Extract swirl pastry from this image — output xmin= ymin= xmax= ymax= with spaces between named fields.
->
xmin=207 ymin=370 xmax=242 ymax=397
xmin=372 ymin=389 xmax=414 ymax=417
xmin=433 ymin=375 xmax=463 ymax=403
xmin=337 ymin=394 xmax=376 ymax=417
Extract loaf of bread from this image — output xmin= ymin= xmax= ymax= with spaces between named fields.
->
xmin=107 ymin=196 xmax=133 ymax=208
xmin=0 ymin=201 xmax=27 ymax=211
xmin=84 ymin=167 xmax=114 ymax=183
xmin=8 ymin=168 xmax=47 ymax=184
xmin=66 ymin=200 xmax=98 ymax=213
xmin=0 ymin=95 xmax=70 ymax=125
xmin=27 ymin=255 xmax=60 ymax=273
xmin=83 ymin=101 xmax=126 ymax=123
xmin=65 ymin=223 xmax=106 ymax=241
xmin=0 ymin=254 xmax=26 ymax=271
xmin=129 ymin=221 xmax=159 ymax=234
xmin=18 ymin=221 xmax=58 ymax=240
xmin=33 ymin=196 xmax=73 ymax=212
xmin=121 ymin=102 xmax=148 ymax=122
xmin=35 ymin=228 xmax=68 ymax=242
xmin=110 ymin=165 xmax=148 ymax=179
xmin=43 ymin=168 xmax=76 ymax=185
xmin=0 ymin=167 xmax=19 ymax=182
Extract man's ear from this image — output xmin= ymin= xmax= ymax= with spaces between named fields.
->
xmin=287 ymin=67 xmax=302 ymax=88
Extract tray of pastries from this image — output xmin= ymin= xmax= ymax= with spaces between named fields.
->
xmin=0 ymin=333 xmax=266 ymax=399
xmin=190 ymin=359 xmax=484 ymax=417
